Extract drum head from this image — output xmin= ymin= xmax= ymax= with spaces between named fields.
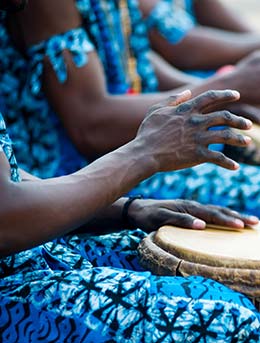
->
xmin=155 ymin=225 xmax=260 ymax=269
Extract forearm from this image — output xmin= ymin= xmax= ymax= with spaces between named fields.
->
xmin=18 ymin=168 xmax=136 ymax=234
xmin=0 ymin=141 xmax=155 ymax=256
xmin=75 ymin=197 xmax=128 ymax=235
xmin=149 ymin=50 xmax=200 ymax=90
xmin=193 ymin=0 xmax=253 ymax=33
xmin=165 ymin=27 xmax=260 ymax=70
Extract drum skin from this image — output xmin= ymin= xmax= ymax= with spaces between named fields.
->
xmin=138 ymin=226 xmax=260 ymax=309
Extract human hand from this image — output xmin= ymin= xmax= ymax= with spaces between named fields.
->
xmin=136 ymin=89 xmax=252 ymax=172
xmin=127 ymin=198 xmax=259 ymax=232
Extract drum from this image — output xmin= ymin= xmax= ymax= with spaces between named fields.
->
xmin=138 ymin=225 xmax=260 ymax=311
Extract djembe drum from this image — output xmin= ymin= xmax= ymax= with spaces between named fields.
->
xmin=138 ymin=225 xmax=260 ymax=310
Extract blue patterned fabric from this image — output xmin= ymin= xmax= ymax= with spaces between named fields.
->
xmin=22 ymin=27 xmax=94 ymax=177
xmin=146 ymin=0 xmax=195 ymax=44
xmin=1 ymin=229 xmax=260 ymax=342
xmin=128 ymin=163 xmax=260 ymax=217
xmin=0 ymin=111 xmax=20 ymax=182
xmin=0 ymin=22 xmax=93 ymax=177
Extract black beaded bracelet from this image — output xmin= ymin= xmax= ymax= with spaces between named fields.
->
xmin=122 ymin=195 xmax=143 ymax=228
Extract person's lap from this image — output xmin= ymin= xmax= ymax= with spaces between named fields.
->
xmin=0 ymin=230 xmax=259 ymax=342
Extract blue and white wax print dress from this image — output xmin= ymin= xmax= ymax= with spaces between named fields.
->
xmin=0 ymin=110 xmax=259 ymax=342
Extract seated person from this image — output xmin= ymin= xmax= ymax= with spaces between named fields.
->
xmin=0 ymin=59 xmax=259 ymax=342
xmin=2 ymin=0 xmax=260 ymax=218
xmin=141 ymin=0 xmax=260 ymax=72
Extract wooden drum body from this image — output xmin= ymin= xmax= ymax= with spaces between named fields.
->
xmin=138 ymin=225 xmax=260 ymax=310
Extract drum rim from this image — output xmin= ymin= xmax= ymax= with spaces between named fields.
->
xmin=138 ymin=232 xmax=260 ymax=298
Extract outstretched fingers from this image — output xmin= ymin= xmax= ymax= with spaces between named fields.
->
xmin=184 ymin=90 xmax=240 ymax=114
xmin=202 ymin=129 xmax=251 ymax=147
xmin=204 ymin=110 xmax=252 ymax=130
xmin=203 ymin=150 xmax=239 ymax=170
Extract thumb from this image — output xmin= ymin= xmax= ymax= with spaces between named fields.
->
xmin=167 ymin=90 xmax=192 ymax=106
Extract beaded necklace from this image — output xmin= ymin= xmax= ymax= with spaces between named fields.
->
xmin=76 ymin=0 xmax=158 ymax=94
xmin=86 ymin=0 xmax=128 ymax=93
xmin=84 ymin=0 xmax=141 ymax=94
xmin=118 ymin=0 xmax=141 ymax=94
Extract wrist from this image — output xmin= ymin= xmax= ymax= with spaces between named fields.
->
xmin=125 ymin=139 xmax=159 ymax=178
xmin=122 ymin=195 xmax=143 ymax=229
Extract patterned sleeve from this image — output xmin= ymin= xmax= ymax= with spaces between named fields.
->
xmin=25 ymin=27 xmax=94 ymax=97
xmin=0 ymin=112 xmax=20 ymax=182
xmin=145 ymin=0 xmax=196 ymax=44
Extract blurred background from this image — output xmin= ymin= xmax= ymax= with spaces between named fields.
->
xmin=224 ymin=0 xmax=260 ymax=30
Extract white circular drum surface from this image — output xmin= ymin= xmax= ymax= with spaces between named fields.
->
xmin=155 ymin=224 xmax=260 ymax=265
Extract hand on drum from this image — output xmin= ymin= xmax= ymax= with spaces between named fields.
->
xmin=127 ymin=199 xmax=259 ymax=232
xmin=136 ymin=89 xmax=253 ymax=172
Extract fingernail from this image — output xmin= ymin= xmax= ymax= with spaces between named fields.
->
xmin=234 ymin=219 xmax=244 ymax=227
xmin=245 ymin=119 xmax=252 ymax=127
xmin=233 ymin=162 xmax=240 ymax=170
xmin=248 ymin=216 xmax=259 ymax=222
xmin=181 ymin=90 xmax=191 ymax=95
xmin=244 ymin=136 xmax=252 ymax=144
xmin=193 ymin=219 xmax=206 ymax=229
xmin=231 ymin=90 xmax=240 ymax=98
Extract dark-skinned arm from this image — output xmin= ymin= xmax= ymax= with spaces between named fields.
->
xmin=0 ymin=140 xmax=155 ymax=256
xmin=193 ymin=0 xmax=254 ymax=33
xmin=149 ymin=50 xmax=200 ymax=91
xmin=140 ymin=0 xmax=260 ymax=70
xmin=16 ymin=173 xmax=257 ymax=236
xmin=0 ymin=90 xmax=254 ymax=256
xmin=43 ymin=48 xmax=260 ymax=160
xmin=149 ymin=26 xmax=260 ymax=70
